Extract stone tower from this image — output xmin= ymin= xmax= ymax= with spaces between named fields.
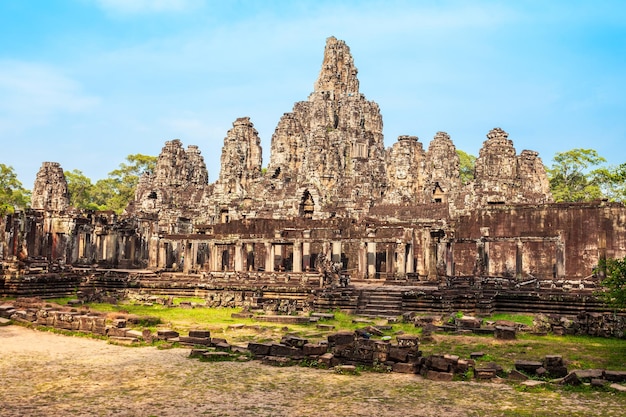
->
xmin=266 ymin=36 xmax=387 ymax=216
xmin=31 ymin=162 xmax=70 ymax=211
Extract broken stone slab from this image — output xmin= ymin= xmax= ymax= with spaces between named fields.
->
xmin=189 ymin=329 xmax=211 ymax=338
xmin=247 ymin=342 xmax=272 ymax=357
xmin=125 ymin=329 xmax=144 ymax=339
xmin=269 ymin=343 xmax=304 ymax=358
xmin=520 ymin=380 xmax=546 ymax=388
xmin=474 ymin=368 xmax=497 ymax=380
xmin=262 ymin=356 xmax=293 ymax=367
xmin=215 ymin=342 xmax=232 ymax=352
xmin=591 ymin=378 xmax=609 ymax=387
xmin=388 ymin=346 xmax=409 ymax=362
xmin=318 ymin=352 xmax=334 ymax=367
xmin=546 ymin=365 xmax=568 ymax=378
xmin=108 ymin=336 xmax=139 ymax=345
xmin=396 ymin=334 xmax=419 ymax=348
xmin=311 ymin=312 xmax=335 ymax=320
xmin=573 ymin=369 xmax=604 ymax=380
xmin=336 ymin=365 xmax=358 ymax=374
xmin=604 ymin=370 xmax=626 ymax=382
xmin=281 ymin=335 xmax=309 ymax=348
xmin=609 ymin=383 xmax=626 ymax=392
xmin=189 ymin=349 xmax=210 ymax=358
xmin=157 ymin=329 xmax=179 ymax=339
xmin=543 ymin=355 xmax=563 ymax=367
xmin=316 ymin=324 xmax=335 ymax=330
xmin=392 ymin=363 xmax=417 ymax=374
xmin=470 ymin=352 xmax=485 ymax=359
xmin=203 ymin=351 xmax=231 ymax=360
xmin=515 ymin=360 xmax=543 ymax=374
xmin=426 ymin=370 xmax=454 ymax=381
xmin=508 ymin=369 xmax=529 ymax=381
xmin=494 ymin=325 xmax=516 ymax=340
xmin=426 ymin=355 xmax=450 ymax=373
xmin=0 ymin=317 xmax=11 ymax=326
xmin=327 ymin=331 xmax=355 ymax=347
xmin=231 ymin=312 xmax=253 ymax=319
xmin=455 ymin=316 xmax=481 ymax=329
xmin=552 ymin=371 xmax=581 ymax=386
xmin=179 ymin=336 xmax=212 ymax=346
xmin=303 ymin=343 xmax=327 ymax=356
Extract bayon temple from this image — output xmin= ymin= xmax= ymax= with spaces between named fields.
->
xmin=1 ymin=37 xmax=625 ymax=316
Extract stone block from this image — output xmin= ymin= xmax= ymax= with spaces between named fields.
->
xmin=515 ymin=360 xmax=543 ymax=374
xmin=456 ymin=316 xmax=481 ymax=329
xmin=474 ymin=367 xmax=497 ymax=380
xmin=546 ymin=366 xmax=568 ymax=378
xmin=520 ymin=380 xmax=546 ymax=388
xmin=179 ymin=336 xmax=212 ymax=346
xmin=426 ymin=356 xmax=450 ymax=373
xmin=327 ymin=331 xmax=355 ymax=347
xmin=556 ymin=371 xmax=581 ymax=386
xmin=426 ymin=370 xmax=454 ymax=381
xmin=215 ymin=342 xmax=232 ymax=352
xmin=396 ymin=334 xmax=419 ymax=349
xmin=456 ymin=359 xmax=470 ymax=373
xmin=270 ymin=343 xmax=304 ymax=358
xmin=303 ymin=343 xmax=327 ymax=356
xmin=189 ymin=349 xmax=209 ymax=358
xmin=392 ymin=363 xmax=416 ymax=374
xmin=573 ymin=369 xmax=604 ymax=380
xmin=470 ymin=352 xmax=485 ymax=359
xmin=610 ymin=383 xmax=626 ymax=392
xmin=262 ymin=356 xmax=293 ymax=366
xmin=211 ymin=337 xmax=227 ymax=345
xmin=604 ymin=370 xmax=626 ymax=382
xmin=494 ymin=325 xmax=516 ymax=340
xmin=189 ymin=330 xmax=211 ymax=338
xmin=157 ymin=329 xmax=179 ymax=339
xmin=247 ymin=342 xmax=272 ymax=357
xmin=388 ymin=346 xmax=409 ymax=362
xmin=508 ymin=369 xmax=529 ymax=381
xmin=591 ymin=378 xmax=609 ymax=387
xmin=318 ymin=352 xmax=334 ymax=367
xmin=281 ymin=335 xmax=309 ymax=348
xmin=203 ymin=351 xmax=231 ymax=360
xmin=543 ymin=355 xmax=563 ymax=367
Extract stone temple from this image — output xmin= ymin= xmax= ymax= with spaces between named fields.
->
xmin=1 ymin=37 xmax=625 ymax=316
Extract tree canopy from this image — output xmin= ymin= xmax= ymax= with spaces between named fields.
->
xmin=547 ymin=148 xmax=626 ymax=203
xmin=0 ymin=163 xmax=30 ymax=215
xmin=65 ymin=154 xmax=157 ymax=214
xmin=597 ymin=256 xmax=626 ymax=309
xmin=456 ymin=150 xmax=476 ymax=185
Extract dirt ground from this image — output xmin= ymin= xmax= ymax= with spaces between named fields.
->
xmin=0 ymin=325 xmax=624 ymax=417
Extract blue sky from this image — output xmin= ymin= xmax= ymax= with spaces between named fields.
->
xmin=1 ymin=0 xmax=625 ymax=189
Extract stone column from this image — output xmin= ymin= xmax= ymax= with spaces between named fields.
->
xmin=396 ymin=242 xmax=406 ymax=276
xmin=367 ymin=229 xmax=377 ymax=278
xmin=149 ymin=236 xmax=159 ymax=268
xmin=555 ymin=232 xmax=565 ymax=279
xmin=293 ymin=240 xmax=302 ymax=273
xmin=302 ymin=230 xmax=311 ymax=271
xmin=182 ymin=240 xmax=191 ymax=274
xmin=331 ymin=241 xmax=342 ymax=264
xmin=406 ymin=243 xmax=414 ymax=274
xmin=265 ymin=241 xmax=275 ymax=272
xmin=358 ymin=241 xmax=367 ymax=279
xmin=445 ymin=242 xmax=454 ymax=276
xmin=516 ymin=239 xmax=523 ymax=278
xmin=234 ymin=242 xmax=244 ymax=272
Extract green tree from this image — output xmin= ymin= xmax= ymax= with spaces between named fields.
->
xmin=456 ymin=150 xmax=476 ymax=185
xmin=0 ymin=163 xmax=30 ymax=215
xmin=548 ymin=148 xmax=606 ymax=202
xmin=592 ymin=162 xmax=626 ymax=203
xmin=597 ymin=256 xmax=626 ymax=309
xmin=93 ymin=154 xmax=157 ymax=214
xmin=65 ymin=169 xmax=103 ymax=210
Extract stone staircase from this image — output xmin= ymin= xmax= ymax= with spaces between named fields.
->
xmin=356 ymin=286 xmax=406 ymax=318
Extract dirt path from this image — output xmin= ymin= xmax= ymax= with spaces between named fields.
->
xmin=0 ymin=325 xmax=623 ymax=417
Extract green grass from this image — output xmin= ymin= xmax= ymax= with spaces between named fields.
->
xmin=480 ymin=312 xmax=535 ymax=326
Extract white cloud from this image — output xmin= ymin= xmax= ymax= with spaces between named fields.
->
xmin=0 ymin=61 xmax=99 ymax=134
xmin=92 ymin=0 xmax=203 ymax=16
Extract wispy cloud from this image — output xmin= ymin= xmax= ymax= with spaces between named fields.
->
xmin=92 ymin=0 xmax=203 ymax=16
xmin=0 ymin=61 xmax=99 ymax=134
